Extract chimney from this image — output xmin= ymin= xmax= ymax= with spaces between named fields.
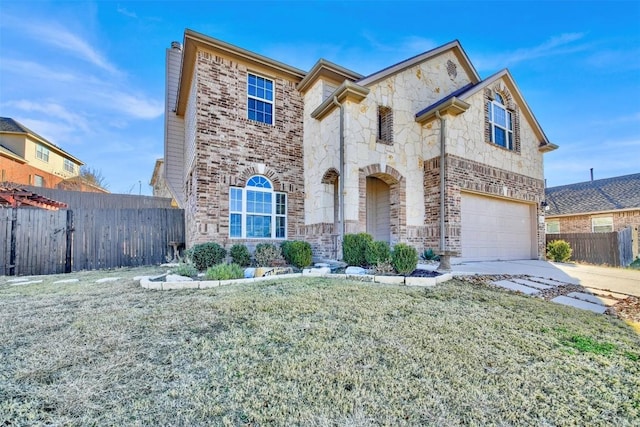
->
xmin=171 ymin=41 xmax=182 ymax=50
xmin=590 ymin=168 xmax=594 ymax=182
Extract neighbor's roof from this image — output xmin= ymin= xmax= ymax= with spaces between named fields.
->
xmin=0 ymin=117 xmax=84 ymax=165
xmin=0 ymin=182 xmax=68 ymax=210
xmin=545 ymin=173 xmax=640 ymax=216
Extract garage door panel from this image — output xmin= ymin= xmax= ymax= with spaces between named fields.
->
xmin=461 ymin=193 xmax=533 ymax=261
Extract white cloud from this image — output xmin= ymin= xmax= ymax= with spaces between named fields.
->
xmin=474 ymin=33 xmax=588 ymax=71
xmin=6 ymin=100 xmax=91 ymax=132
xmin=117 ymin=5 xmax=137 ymax=18
xmin=96 ymin=90 xmax=163 ymax=120
xmin=20 ymin=21 xmax=120 ymax=75
xmin=0 ymin=58 xmax=77 ymax=82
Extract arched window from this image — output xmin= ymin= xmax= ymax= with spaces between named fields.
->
xmin=229 ymin=175 xmax=286 ymax=238
xmin=487 ymin=93 xmax=514 ymax=150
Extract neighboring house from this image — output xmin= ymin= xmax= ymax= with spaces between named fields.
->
xmin=164 ymin=29 xmax=557 ymax=262
xmin=545 ymin=174 xmax=640 ymax=256
xmin=0 ymin=117 xmax=83 ymax=189
xmin=150 ymin=158 xmax=178 ymax=206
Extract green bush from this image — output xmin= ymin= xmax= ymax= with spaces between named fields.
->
xmin=254 ymin=243 xmax=285 ymax=267
xmin=420 ymin=248 xmax=440 ymax=261
xmin=343 ymin=233 xmax=373 ymax=267
xmin=366 ymin=240 xmax=391 ymax=266
xmin=171 ymin=262 xmax=198 ymax=278
xmin=391 ymin=243 xmax=418 ymax=275
xmin=546 ymin=240 xmax=572 ymax=262
xmin=281 ymin=240 xmax=313 ymax=268
xmin=187 ymin=242 xmax=227 ymax=271
xmin=230 ymin=244 xmax=251 ymax=267
xmin=205 ymin=263 xmax=244 ymax=280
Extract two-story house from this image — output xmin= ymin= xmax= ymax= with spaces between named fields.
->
xmin=164 ymin=29 xmax=557 ymax=262
xmin=0 ymin=117 xmax=83 ymax=189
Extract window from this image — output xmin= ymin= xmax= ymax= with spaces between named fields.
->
xmin=33 ymin=175 xmax=44 ymax=187
xmin=229 ymin=175 xmax=286 ymax=239
xmin=546 ymin=220 xmax=560 ymax=234
xmin=64 ymin=159 xmax=75 ymax=173
xmin=592 ymin=216 xmax=613 ymax=233
xmin=247 ymin=73 xmax=273 ymax=125
xmin=377 ymin=106 xmax=393 ymax=145
xmin=487 ymin=94 xmax=514 ymax=150
xmin=35 ymin=144 xmax=50 ymax=162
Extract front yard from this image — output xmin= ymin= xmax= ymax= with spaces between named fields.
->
xmin=1 ymin=268 xmax=638 ymax=426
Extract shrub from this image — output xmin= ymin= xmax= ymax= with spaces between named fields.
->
xmin=205 ymin=263 xmax=244 ymax=280
xmin=171 ymin=262 xmax=198 ymax=278
xmin=391 ymin=243 xmax=418 ymax=275
xmin=188 ymin=242 xmax=227 ymax=271
xmin=343 ymin=233 xmax=373 ymax=267
xmin=254 ymin=243 xmax=285 ymax=267
xmin=366 ymin=240 xmax=391 ymax=266
xmin=230 ymin=244 xmax=251 ymax=267
xmin=420 ymin=248 xmax=440 ymax=261
xmin=373 ymin=259 xmax=395 ymax=275
xmin=547 ymin=240 xmax=572 ymax=262
xmin=281 ymin=240 xmax=313 ymax=269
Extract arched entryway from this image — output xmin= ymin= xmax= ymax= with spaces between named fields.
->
xmin=366 ymin=177 xmax=390 ymax=242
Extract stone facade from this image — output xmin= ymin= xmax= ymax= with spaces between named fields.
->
xmin=166 ymin=31 xmax=556 ymax=261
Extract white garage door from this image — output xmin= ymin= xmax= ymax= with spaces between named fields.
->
xmin=460 ymin=193 xmax=534 ymax=261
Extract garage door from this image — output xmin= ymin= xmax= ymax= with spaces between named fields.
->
xmin=460 ymin=193 xmax=534 ymax=261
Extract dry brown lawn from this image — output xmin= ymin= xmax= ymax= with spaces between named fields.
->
xmin=1 ymin=267 xmax=639 ymax=426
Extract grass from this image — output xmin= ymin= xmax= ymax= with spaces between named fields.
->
xmin=1 ymin=268 xmax=639 ymax=426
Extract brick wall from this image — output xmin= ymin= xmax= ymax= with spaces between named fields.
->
xmin=1 ymin=157 xmax=64 ymax=188
xmin=424 ymin=153 xmax=546 ymax=256
xmin=184 ymin=51 xmax=305 ymax=250
xmin=553 ymin=210 xmax=640 ymax=233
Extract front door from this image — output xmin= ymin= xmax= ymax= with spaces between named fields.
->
xmin=366 ymin=177 xmax=390 ymax=242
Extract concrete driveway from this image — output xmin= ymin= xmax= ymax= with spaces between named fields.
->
xmin=449 ymin=260 xmax=640 ymax=297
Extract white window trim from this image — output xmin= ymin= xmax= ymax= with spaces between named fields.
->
xmin=229 ymin=176 xmax=286 ymax=239
xmin=545 ymin=220 xmax=560 ymax=234
xmin=63 ymin=159 xmax=75 ymax=173
xmin=35 ymin=144 xmax=50 ymax=162
xmin=488 ymin=98 xmax=514 ymax=150
xmin=591 ymin=216 xmax=614 ymax=233
xmin=247 ymin=73 xmax=275 ymax=125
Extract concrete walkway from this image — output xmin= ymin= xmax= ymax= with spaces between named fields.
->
xmin=446 ymin=260 xmax=640 ymax=297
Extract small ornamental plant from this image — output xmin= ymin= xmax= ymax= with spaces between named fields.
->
xmin=342 ymin=233 xmax=373 ymax=267
xmin=546 ymin=240 xmax=572 ymax=262
xmin=205 ymin=263 xmax=244 ymax=280
xmin=230 ymin=244 xmax=251 ymax=267
xmin=281 ymin=240 xmax=313 ymax=269
xmin=391 ymin=243 xmax=418 ymax=275
xmin=366 ymin=240 xmax=391 ymax=266
xmin=171 ymin=263 xmax=198 ymax=278
xmin=187 ymin=242 xmax=227 ymax=271
xmin=254 ymin=243 xmax=286 ymax=267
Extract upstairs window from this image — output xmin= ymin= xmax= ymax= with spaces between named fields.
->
xmin=487 ymin=94 xmax=514 ymax=150
xmin=592 ymin=216 xmax=613 ymax=233
xmin=35 ymin=144 xmax=50 ymax=162
xmin=230 ymin=175 xmax=286 ymax=239
xmin=33 ymin=174 xmax=44 ymax=187
xmin=64 ymin=159 xmax=75 ymax=173
xmin=377 ymin=106 xmax=393 ymax=145
xmin=247 ymin=73 xmax=273 ymax=125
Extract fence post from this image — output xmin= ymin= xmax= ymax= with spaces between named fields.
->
xmin=8 ymin=208 xmax=17 ymax=276
xmin=65 ymin=210 xmax=74 ymax=273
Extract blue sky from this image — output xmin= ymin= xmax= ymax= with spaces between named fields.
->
xmin=1 ymin=0 xmax=638 ymax=195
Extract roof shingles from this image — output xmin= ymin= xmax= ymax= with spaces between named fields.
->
xmin=545 ymin=173 xmax=640 ymax=216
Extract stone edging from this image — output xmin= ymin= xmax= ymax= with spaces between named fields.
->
xmin=139 ymin=271 xmax=454 ymax=290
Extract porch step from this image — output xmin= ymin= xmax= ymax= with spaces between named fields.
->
xmin=567 ymin=292 xmax=618 ymax=307
xmin=492 ymin=280 xmax=541 ymax=295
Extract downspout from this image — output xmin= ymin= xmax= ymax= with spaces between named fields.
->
xmin=435 ymin=110 xmax=446 ymax=253
xmin=332 ymin=96 xmax=345 ymax=257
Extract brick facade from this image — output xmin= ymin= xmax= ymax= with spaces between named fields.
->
xmin=1 ymin=157 xmax=66 ymax=188
xmin=184 ymin=52 xmax=305 ymax=249
xmin=424 ymin=154 xmax=546 ymax=257
xmin=551 ymin=210 xmax=640 ymax=234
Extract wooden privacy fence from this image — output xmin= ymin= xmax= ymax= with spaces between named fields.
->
xmin=1 ymin=208 xmax=184 ymax=276
xmin=546 ymin=227 xmax=634 ymax=267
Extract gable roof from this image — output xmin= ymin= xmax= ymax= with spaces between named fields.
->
xmin=545 ymin=173 xmax=640 ymax=216
xmin=357 ymin=40 xmax=481 ymax=87
xmin=0 ymin=117 xmax=84 ymax=164
xmin=415 ymin=69 xmax=557 ymax=152
xmin=0 ymin=182 xmax=68 ymax=210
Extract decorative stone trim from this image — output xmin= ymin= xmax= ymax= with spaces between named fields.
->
xmin=139 ymin=271 xmax=453 ymax=290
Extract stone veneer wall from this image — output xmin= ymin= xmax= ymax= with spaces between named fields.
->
xmin=424 ymin=153 xmax=546 ymax=256
xmin=184 ymin=50 xmax=305 ymax=248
